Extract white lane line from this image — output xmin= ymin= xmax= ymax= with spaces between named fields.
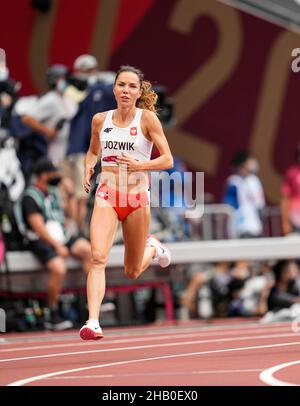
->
xmin=0 ymin=321 xmax=291 ymax=345
xmin=0 ymin=332 xmax=298 ymax=363
xmin=8 ymin=341 xmax=300 ymax=386
xmin=49 ymin=368 xmax=264 ymax=380
xmin=260 ymin=360 xmax=300 ymax=386
xmin=0 ymin=325 xmax=292 ymax=354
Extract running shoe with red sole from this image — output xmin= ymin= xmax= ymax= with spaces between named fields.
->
xmin=79 ymin=322 xmax=103 ymax=340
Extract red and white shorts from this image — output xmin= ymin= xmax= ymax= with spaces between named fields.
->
xmin=95 ymin=183 xmax=150 ymax=221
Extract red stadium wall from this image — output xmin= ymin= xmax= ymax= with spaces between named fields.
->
xmin=1 ymin=0 xmax=300 ymax=202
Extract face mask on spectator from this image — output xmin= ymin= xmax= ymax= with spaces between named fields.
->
xmin=0 ymin=67 xmax=8 ymax=82
xmin=247 ymin=159 xmax=259 ymax=175
xmin=47 ymin=176 xmax=62 ymax=186
xmin=87 ymin=74 xmax=99 ymax=86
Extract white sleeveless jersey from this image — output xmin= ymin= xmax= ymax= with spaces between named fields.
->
xmin=100 ymin=108 xmax=153 ymax=167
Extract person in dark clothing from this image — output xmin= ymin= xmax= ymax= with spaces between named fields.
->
xmin=21 ymin=157 xmax=91 ymax=331
xmin=0 ymin=50 xmax=20 ymax=133
xmin=268 ymin=260 xmax=300 ymax=311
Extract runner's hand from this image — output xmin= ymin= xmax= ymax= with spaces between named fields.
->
xmin=116 ymin=153 xmax=141 ymax=172
xmin=83 ymin=166 xmax=94 ymax=193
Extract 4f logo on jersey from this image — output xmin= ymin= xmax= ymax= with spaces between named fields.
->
xmin=104 ymin=128 xmax=113 ymax=133
xmin=130 ymin=127 xmax=137 ymax=136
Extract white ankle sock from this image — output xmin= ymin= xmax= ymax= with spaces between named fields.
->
xmin=87 ymin=319 xmax=99 ymax=326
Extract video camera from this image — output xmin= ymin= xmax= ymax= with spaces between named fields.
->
xmin=153 ymin=85 xmax=175 ymax=128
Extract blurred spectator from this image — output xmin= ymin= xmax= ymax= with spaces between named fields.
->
xmin=0 ymin=51 xmax=26 ymax=251
xmin=227 ymin=261 xmax=274 ymax=317
xmin=151 ymin=156 xmax=192 ymax=242
xmin=12 ymin=64 xmax=79 ymax=227
xmin=19 ymin=157 xmax=91 ymax=331
xmin=0 ymin=228 xmax=4 ymax=265
xmin=180 ymin=260 xmax=273 ymax=319
xmin=267 ymin=260 xmax=300 ymax=311
xmin=226 ymin=261 xmax=251 ymax=316
xmin=0 ymin=136 xmax=25 ymax=203
xmin=281 ymin=144 xmax=300 ymax=235
xmin=239 ymin=262 xmax=274 ymax=317
xmin=180 ymin=262 xmax=232 ymax=318
xmin=72 ymin=54 xmax=115 ymax=88
xmin=224 ymin=150 xmax=265 ymax=238
xmin=14 ymin=64 xmax=77 ymax=178
xmin=0 ymin=50 xmax=24 ymax=244
xmin=0 ymin=136 xmax=26 ymax=250
xmin=261 ymin=260 xmax=300 ymax=323
xmin=11 ymin=95 xmax=43 ymax=177
xmin=0 ymin=49 xmax=21 ymax=136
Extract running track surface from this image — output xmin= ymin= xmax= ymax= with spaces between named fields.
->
xmin=1 ymin=319 xmax=300 ymax=386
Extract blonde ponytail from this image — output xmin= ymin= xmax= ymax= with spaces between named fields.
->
xmin=137 ymin=80 xmax=158 ymax=113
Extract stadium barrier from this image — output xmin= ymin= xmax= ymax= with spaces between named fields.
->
xmin=1 ymin=236 xmax=300 ymax=321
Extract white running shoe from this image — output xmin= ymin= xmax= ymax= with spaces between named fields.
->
xmin=79 ymin=319 xmax=103 ymax=341
xmin=147 ymin=235 xmax=171 ymax=268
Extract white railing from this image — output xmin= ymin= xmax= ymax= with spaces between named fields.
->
xmin=187 ymin=204 xmax=237 ymax=240
xmin=2 ymin=235 xmax=300 ymax=273
xmin=186 ymin=204 xmax=282 ymax=240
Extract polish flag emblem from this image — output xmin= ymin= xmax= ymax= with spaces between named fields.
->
xmin=130 ymin=127 xmax=137 ymax=136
